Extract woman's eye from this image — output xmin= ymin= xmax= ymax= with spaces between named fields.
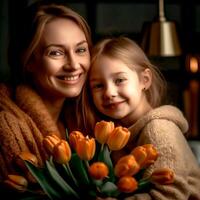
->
xmin=76 ymin=47 xmax=87 ymax=54
xmin=48 ymin=50 xmax=65 ymax=58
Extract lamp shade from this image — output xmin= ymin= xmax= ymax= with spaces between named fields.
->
xmin=141 ymin=0 xmax=182 ymax=57
xmin=141 ymin=21 xmax=182 ymax=57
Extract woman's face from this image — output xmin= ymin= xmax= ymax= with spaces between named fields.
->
xmin=29 ymin=18 xmax=90 ymax=100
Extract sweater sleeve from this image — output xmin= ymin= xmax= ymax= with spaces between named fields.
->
xmin=0 ymin=111 xmax=44 ymax=180
xmin=125 ymin=119 xmax=200 ymax=200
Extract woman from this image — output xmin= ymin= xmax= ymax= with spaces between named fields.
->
xmin=0 ymin=3 xmax=92 ymax=182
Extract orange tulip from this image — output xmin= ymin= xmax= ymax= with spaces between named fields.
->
xmin=43 ymin=134 xmax=61 ymax=154
xmin=117 ymin=176 xmax=138 ymax=193
xmin=69 ymin=131 xmax=84 ymax=151
xmin=131 ymin=146 xmax=148 ymax=167
xmin=94 ymin=120 xmax=115 ymax=144
xmin=142 ymin=144 xmax=158 ymax=167
xmin=150 ymin=168 xmax=174 ymax=185
xmin=15 ymin=151 xmax=39 ymax=172
xmin=107 ymin=126 xmax=130 ymax=151
xmin=76 ymin=136 xmax=96 ymax=161
xmin=4 ymin=174 xmax=28 ymax=192
xmin=88 ymin=162 xmax=109 ymax=180
xmin=114 ymin=154 xmax=140 ymax=177
xmin=53 ymin=140 xmax=71 ymax=164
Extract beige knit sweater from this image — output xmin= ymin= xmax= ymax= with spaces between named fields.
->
xmin=124 ymin=105 xmax=200 ymax=200
xmin=0 ymin=83 xmax=61 ymax=180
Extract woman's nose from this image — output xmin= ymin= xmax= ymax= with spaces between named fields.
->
xmin=63 ymin=53 xmax=79 ymax=70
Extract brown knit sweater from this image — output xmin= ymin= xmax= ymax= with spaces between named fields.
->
xmin=123 ymin=105 xmax=200 ymax=200
xmin=0 ymin=83 xmax=61 ymax=180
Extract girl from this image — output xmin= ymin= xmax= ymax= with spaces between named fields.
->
xmin=83 ymin=37 xmax=200 ymax=200
xmin=0 ymin=3 xmax=92 ymax=182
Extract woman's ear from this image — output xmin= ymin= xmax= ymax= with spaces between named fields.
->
xmin=141 ymin=68 xmax=152 ymax=90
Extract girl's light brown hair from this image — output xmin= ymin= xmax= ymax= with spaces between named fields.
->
xmin=82 ymin=36 xmax=167 ymax=132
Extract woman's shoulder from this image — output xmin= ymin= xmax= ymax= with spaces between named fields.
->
xmin=0 ymin=82 xmax=14 ymax=97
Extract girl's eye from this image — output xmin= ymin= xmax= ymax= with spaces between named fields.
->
xmin=115 ymin=78 xmax=126 ymax=84
xmin=91 ymin=83 xmax=104 ymax=90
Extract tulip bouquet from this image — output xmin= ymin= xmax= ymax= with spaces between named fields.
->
xmin=3 ymin=120 xmax=174 ymax=200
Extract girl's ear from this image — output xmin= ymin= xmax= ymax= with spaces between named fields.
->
xmin=141 ymin=68 xmax=152 ymax=90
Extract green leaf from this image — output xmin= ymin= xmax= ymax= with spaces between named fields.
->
xmin=25 ymin=161 xmax=61 ymax=200
xmin=69 ymin=153 xmax=90 ymax=186
xmin=98 ymin=145 xmax=115 ymax=182
xmin=99 ymin=181 xmax=120 ymax=197
xmin=65 ymin=128 xmax=69 ymax=140
xmin=45 ymin=160 xmax=80 ymax=199
xmin=62 ymin=163 xmax=79 ymax=187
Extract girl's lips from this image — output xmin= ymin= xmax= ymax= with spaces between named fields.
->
xmin=104 ymin=101 xmax=125 ymax=109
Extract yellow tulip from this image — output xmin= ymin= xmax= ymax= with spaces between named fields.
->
xmin=117 ymin=176 xmax=138 ymax=193
xmin=94 ymin=120 xmax=115 ymax=144
xmin=76 ymin=136 xmax=96 ymax=161
xmin=107 ymin=126 xmax=130 ymax=151
xmin=88 ymin=162 xmax=109 ymax=180
xmin=69 ymin=131 xmax=84 ymax=151
xmin=4 ymin=174 xmax=28 ymax=192
xmin=53 ymin=140 xmax=71 ymax=164
xmin=114 ymin=154 xmax=140 ymax=177
xmin=15 ymin=151 xmax=39 ymax=172
xmin=150 ymin=168 xmax=174 ymax=185
xmin=43 ymin=134 xmax=61 ymax=154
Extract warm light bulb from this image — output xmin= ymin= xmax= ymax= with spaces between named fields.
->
xmin=189 ymin=56 xmax=198 ymax=73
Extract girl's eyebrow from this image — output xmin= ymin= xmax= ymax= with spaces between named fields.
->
xmin=90 ymin=72 xmax=127 ymax=82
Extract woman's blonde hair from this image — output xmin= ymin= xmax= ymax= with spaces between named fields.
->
xmin=9 ymin=3 xmax=92 ymax=85
xmin=23 ymin=4 xmax=92 ymax=77
xmin=82 ymin=36 xmax=167 ymax=131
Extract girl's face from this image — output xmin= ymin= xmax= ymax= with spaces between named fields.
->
xmin=89 ymin=55 xmax=151 ymax=126
xmin=29 ymin=18 xmax=90 ymax=100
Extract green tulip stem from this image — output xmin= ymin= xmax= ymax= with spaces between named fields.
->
xmin=100 ymin=143 xmax=104 ymax=152
xmin=84 ymin=160 xmax=90 ymax=169
xmin=64 ymin=163 xmax=79 ymax=187
xmin=138 ymin=178 xmax=150 ymax=188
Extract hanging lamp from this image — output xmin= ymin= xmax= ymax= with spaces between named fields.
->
xmin=141 ymin=0 xmax=182 ymax=57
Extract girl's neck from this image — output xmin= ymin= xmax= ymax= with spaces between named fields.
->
xmin=120 ymin=102 xmax=152 ymax=128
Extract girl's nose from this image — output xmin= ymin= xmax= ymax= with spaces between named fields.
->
xmin=104 ymin=85 xmax=117 ymax=99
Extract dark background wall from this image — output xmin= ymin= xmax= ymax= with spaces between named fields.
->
xmin=0 ymin=0 xmax=199 ymax=139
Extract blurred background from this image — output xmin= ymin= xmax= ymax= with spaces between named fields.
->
xmin=0 ymin=0 xmax=199 ymax=142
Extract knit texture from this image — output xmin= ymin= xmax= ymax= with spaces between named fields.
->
xmin=123 ymin=105 xmax=200 ymax=200
xmin=0 ymin=83 xmax=60 ymax=180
